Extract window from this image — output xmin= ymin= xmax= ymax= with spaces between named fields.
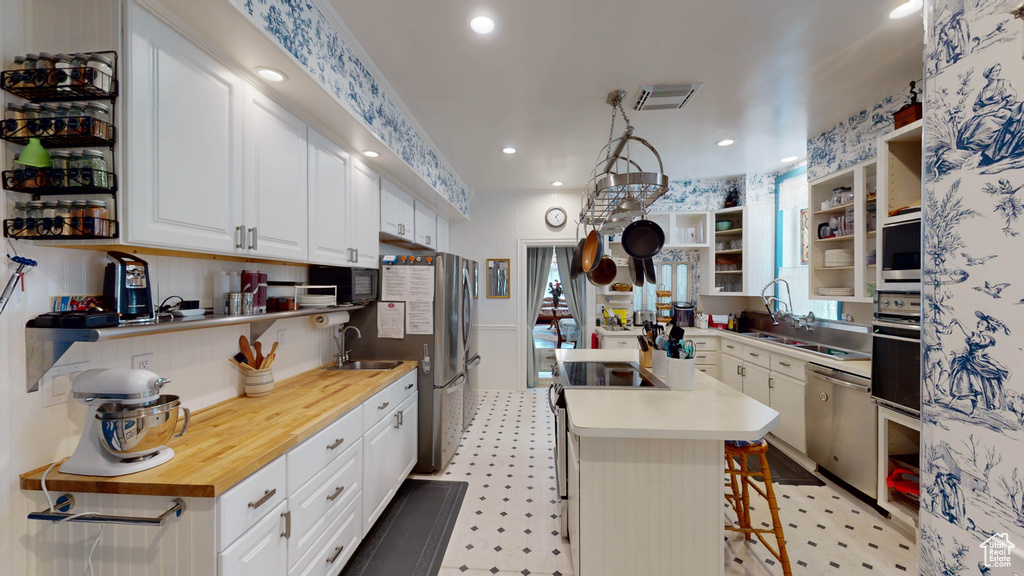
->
xmin=775 ymin=167 xmax=840 ymax=319
xmin=634 ymin=263 xmax=689 ymax=316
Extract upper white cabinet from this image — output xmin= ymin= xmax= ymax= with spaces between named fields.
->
xmin=710 ymin=205 xmax=775 ymax=296
xmin=243 ymin=86 xmax=308 ymax=261
xmin=380 ymin=178 xmax=415 ymax=240
xmin=414 ymin=201 xmax=436 ymax=248
xmin=307 ymin=131 xmax=379 ymax=267
xmin=126 ymin=6 xmax=245 ymax=253
xmin=436 ymin=217 xmax=450 ymax=253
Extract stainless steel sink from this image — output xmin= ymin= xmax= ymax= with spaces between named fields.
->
xmin=790 ymin=344 xmax=870 ymax=361
xmin=323 ymin=360 xmax=403 ymax=371
xmin=738 ymin=332 xmax=782 ymax=341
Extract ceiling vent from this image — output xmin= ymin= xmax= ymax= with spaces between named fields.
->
xmin=632 ymin=83 xmax=703 ymax=111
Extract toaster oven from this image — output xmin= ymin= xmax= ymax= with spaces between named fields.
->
xmin=308 ymin=265 xmax=378 ymax=305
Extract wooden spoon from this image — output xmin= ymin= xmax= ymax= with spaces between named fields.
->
xmin=260 ymin=342 xmax=279 ymax=369
xmin=239 ymin=335 xmax=256 ymax=366
xmin=254 ymin=342 xmax=264 ymax=367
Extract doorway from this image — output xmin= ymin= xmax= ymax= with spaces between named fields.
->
xmin=526 ymin=247 xmax=584 ymax=388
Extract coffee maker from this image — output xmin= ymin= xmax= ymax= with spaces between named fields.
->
xmin=102 ymin=251 xmax=156 ymax=324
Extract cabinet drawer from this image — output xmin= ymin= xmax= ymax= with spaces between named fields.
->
xmin=288 ymin=495 xmax=362 ymax=576
xmin=741 ymin=345 xmax=771 ymax=369
xmin=219 ymin=500 xmax=288 ymax=575
xmin=603 ymin=337 xmax=637 ymax=349
xmin=288 ymin=407 xmax=362 ymax=494
xmin=362 ymin=371 xmax=415 ymax=433
xmin=691 ymin=350 xmax=719 ymax=366
xmin=289 ymin=441 xmax=363 ymax=565
xmin=720 ymin=340 xmax=742 ymax=356
xmin=218 ymin=456 xmax=287 ymax=552
xmin=697 ymin=365 xmax=720 ymax=380
xmin=689 ymin=337 xmax=718 ymax=351
xmin=770 ymin=354 xmax=805 ymax=381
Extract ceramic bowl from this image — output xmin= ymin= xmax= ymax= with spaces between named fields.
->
xmin=715 ymin=220 xmax=733 ymax=231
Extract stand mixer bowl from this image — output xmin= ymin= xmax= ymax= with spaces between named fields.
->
xmin=95 ymin=395 xmax=190 ymax=460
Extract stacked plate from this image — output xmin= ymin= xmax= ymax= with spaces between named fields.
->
xmin=824 ymin=248 xmax=854 ymax=268
xmin=817 ymin=287 xmax=855 ymax=297
xmin=298 ymin=294 xmax=337 ymax=308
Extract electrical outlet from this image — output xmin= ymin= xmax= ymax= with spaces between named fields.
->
xmin=41 ymin=361 xmax=89 ymax=408
xmin=277 ymin=329 xmax=287 ymax=347
xmin=133 ymin=353 xmax=154 ymax=371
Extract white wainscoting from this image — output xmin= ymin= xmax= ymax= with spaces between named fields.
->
xmin=477 ymin=325 xmax=518 ymax=391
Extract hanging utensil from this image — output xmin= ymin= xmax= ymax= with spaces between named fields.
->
xmin=622 ymin=219 xmax=665 ymax=259
xmin=628 ymin=257 xmax=643 ymax=287
xmin=643 ymin=258 xmax=657 ymax=284
xmin=0 ymin=255 xmax=37 ymax=317
xmin=570 ymin=237 xmax=586 ymax=279
xmin=586 ymin=256 xmax=617 ymax=286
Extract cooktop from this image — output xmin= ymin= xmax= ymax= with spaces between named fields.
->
xmin=558 ymin=361 xmax=667 ymax=389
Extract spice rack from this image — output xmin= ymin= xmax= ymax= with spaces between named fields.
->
xmin=2 ymin=51 xmax=119 ymax=241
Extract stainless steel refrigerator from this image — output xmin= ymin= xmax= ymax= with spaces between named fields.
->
xmin=348 ymin=253 xmax=479 ymax=473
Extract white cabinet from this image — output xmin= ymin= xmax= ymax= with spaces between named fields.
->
xmin=720 ymin=353 xmax=743 ymax=392
xmin=219 ymin=500 xmax=289 ymax=576
xmin=567 ymin=431 xmax=581 ymax=576
xmin=710 ymin=205 xmax=775 ymax=295
xmin=126 ymin=6 xmax=245 ymax=253
xmin=361 ymin=372 xmax=418 ymax=534
xmin=307 ymin=131 xmax=379 ymax=267
xmin=380 ymin=178 xmax=415 ymax=240
xmin=436 ymin=217 xmax=450 ymax=252
xmin=597 ymin=332 xmax=639 ymax=350
xmin=243 ymin=86 xmax=308 ymax=260
xmin=741 ymin=363 xmax=772 ymax=407
xmin=414 ymin=202 xmax=437 ymax=248
xmin=770 ymin=372 xmax=806 ymax=453
xmin=395 ymin=392 xmax=418 ymax=483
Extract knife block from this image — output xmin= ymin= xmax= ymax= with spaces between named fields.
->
xmin=640 ymin=347 xmax=652 ymax=369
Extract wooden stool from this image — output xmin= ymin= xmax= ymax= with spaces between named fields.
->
xmin=724 ymin=439 xmax=792 ymax=576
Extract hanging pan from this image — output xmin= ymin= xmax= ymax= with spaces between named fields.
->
xmin=628 ymin=256 xmax=644 ymax=287
xmin=570 ymin=237 xmax=586 ymax=279
xmin=580 ymin=206 xmax=604 ymax=273
xmin=587 ymin=256 xmax=617 ymax=286
xmin=643 ymin=258 xmax=657 ymax=284
xmin=621 ymin=218 xmax=665 ymax=259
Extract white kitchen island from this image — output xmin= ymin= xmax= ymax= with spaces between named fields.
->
xmin=558 ymin=350 xmax=779 ymax=576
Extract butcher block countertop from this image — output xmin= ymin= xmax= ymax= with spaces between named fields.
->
xmin=20 ymin=362 xmax=418 ymax=498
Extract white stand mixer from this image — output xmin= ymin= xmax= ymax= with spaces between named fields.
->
xmin=61 ymin=368 xmax=189 ymax=477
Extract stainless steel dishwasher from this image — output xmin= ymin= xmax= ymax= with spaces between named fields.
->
xmin=805 ymin=363 xmax=877 ymax=498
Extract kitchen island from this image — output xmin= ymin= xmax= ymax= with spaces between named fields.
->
xmin=557 ymin=349 xmax=778 ymax=576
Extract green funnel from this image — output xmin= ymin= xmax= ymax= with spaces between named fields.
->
xmin=15 ymin=138 xmax=52 ymax=168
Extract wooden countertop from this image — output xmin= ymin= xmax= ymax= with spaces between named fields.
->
xmin=20 ymin=362 xmax=418 ymax=498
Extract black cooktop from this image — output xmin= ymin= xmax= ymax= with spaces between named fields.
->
xmin=559 ymin=361 xmax=667 ymax=389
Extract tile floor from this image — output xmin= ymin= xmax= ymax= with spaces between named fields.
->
xmin=414 ymin=389 xmax=919 ymax=576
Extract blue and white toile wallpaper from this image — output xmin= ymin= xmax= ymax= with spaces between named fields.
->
xmin=919 ymin=0 xmax=1024 ymax=573
xmin=231 ymin=0 xmax=470 ymax=215
xmin=648 ymin=169 xmax=782 ymax=213
xmin=653 ymin=248 xmax=703 ymax=298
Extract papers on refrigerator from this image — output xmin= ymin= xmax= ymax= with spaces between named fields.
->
xmin=380 ymin=266 xmax=410 ymax=301
xmin=377 ymin=302 xmax=405 ymax=339
xmin=406 ymin=302 xmax=433 ymax=335
xmin=406 ymin=267 xmax=434 ymax=302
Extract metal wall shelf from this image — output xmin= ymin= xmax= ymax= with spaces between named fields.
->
xmin=25 ymin=304 xmax=365 ymax=392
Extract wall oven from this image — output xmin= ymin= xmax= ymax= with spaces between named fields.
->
xmin=880 ymin=218 xmax=921 ymax=291
xmin=871 ymin=291 xmax=921 ymax=416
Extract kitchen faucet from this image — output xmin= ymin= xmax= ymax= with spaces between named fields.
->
xmin=335 ymin=325 xmax=362 ymax=366
xmin=760 ymin=278 xmax=794 ymax=326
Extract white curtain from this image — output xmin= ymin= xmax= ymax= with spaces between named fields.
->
xmin=555 ymin=246 xmax=586 ymax=349
xmin=526 ymin=247 xmax=554 ymax=388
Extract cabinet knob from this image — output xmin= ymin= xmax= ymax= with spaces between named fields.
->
xmin=820 ymin=392 xmax=829 ymax=402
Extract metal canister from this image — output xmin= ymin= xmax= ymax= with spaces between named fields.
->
xmin=671 ymin=302 xmax=695 ymax=328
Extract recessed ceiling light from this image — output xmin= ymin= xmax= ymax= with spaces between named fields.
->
xmin=470 ymin=16 xmax=495 ymax=34
xmin=716 ymin=139 xmax=735 ymax=147
xmin=888 ymin=0 xmax=922 ymax=19
xmin=363 ymin=150 xmax=380 ymax=158
xmin=781 ymin=156 xmax=799 ymax=163
xmin=502 ymin=147 xmax=516 ymax=154
xmin=255 ymin=67 xmax=287 ymax=82
xmin=552 ymin=181 xmax=564 ymax=187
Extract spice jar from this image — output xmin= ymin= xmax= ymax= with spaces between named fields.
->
xmin=11 ymin=201 xmax=28 ymax=236
xmin=4 ymin=103 xmax=24 ymax=137
xmin=66 ymin=151 xmax=82 ymax=187
xmin=85 ymin=199 xmax=109 ymax=237
xmin=22 ymin=103 xmax=41 ymax=138
xmin=49 ymin=150 xmax=71 ymax=187
xmin=36 ymin=53 xmax=57 ymax=87
xmin=70 ymin=200 xmax=86 ymax=236
xmin=56 ymin=199 xmax=73 ymax=236
xmin=77 ymin=149 xmax=107 ymax=189
xmin=87 ymin=53 xmax=114 ymax=92
xmin=42 ymin=200 xmax=58 ymax=236
xmin=70 ymin=53 xmax=90 ymax=85
xmin=39 ymin=103 xmax=59 ymax=137
xmin=66 ymin=102 xmax=86 ymax=136
xmin=25 ymin=201 xmax=44 ymax=237
xmin=55 ymin=53 xmax=74 ymax=86
xmin=54 ymin=102 xmax=72 ymax=136
xmin=84 ymin=102 xmax=109 ymax=140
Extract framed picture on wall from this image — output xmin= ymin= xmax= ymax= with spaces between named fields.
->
xmin=800 ymin=208 xmax=810 ymax=265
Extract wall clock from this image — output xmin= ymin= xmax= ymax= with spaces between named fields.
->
xmin=545 ymin=206 xmax=567 ymax=228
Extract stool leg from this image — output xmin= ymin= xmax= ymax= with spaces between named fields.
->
xmin=726 ymin=453 xmax=742 ymax=520
xmin=759 ymin=452 xmax=792 ymax=576
xmin=740 ymin=454 xmax=752 ymax=541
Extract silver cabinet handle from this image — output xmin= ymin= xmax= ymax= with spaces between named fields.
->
xmin=354 ymin=248 xmax=358 ymax=262
xmin=736 ymin=365 xmax=741 ymax=375
xmin=394 ymin=412 xmax=401 ymax=429
xmin=326 ymin=545 xmax=344 ymax=564
xmin=248 ymin=227 xmax=258 ymax=250
xmin=348 ymin=248 xmax=354 ymax=262
xmin=779 ymin=361 xmax=791 ymax=367
xmin=399 ymin=409 xmax=404 ymax=426
xmin=426 ymin=235 xmax=431 ymax=245
xmin=281 ymin=510 xmax=291 ymax=538
xmin=326 ymin=485 xmax=345 ymax=502
xmin=235 ymin=225 xmax=244 ymax=249
xmin=748 ymin=352 xmax=759 ymax=358
xmin=769 ymin=377 xmax=774 ymax=389
xmin=379 ymin=401 xmax=389 ymax=410
xmin=404 ymin=382 xmax=414 ymax=390
xmin=327 ymin=437 xmax=344 ymax=450
xmin=741 ymin=366 xmax=746 ymax=377
xmin=725 ymin=344 xmax=736 ymax=350
xmin=248 ymin=488 xmax=276 ymax=510
xmin=696 ymin=355 xmax=707 ymax=361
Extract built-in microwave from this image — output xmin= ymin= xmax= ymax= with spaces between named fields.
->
xmin=880 ymin=218 xmax=921 ymax=291
xmin=308 ymin=265 xmax=379 ymax=304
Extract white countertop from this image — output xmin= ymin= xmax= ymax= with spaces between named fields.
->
xmin=594 ymin=326 xmax=644 ymax=337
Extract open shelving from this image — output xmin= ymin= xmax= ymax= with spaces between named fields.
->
xmin=647 ymin=211 xmax=711 ymax=247
xmin=876 ymin=120 xmax=922 ymax=291
xmin=707 ymin=205 xmax=774 ymax=296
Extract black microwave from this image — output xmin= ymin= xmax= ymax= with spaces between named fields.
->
xmin=881 ymin=218 xmax=921 ymax=287
xmin=308 ymin=265 xmax=378 ymax=304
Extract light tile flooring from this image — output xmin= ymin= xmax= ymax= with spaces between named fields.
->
xmin=414 ymin=389 xmax=918 ymax=576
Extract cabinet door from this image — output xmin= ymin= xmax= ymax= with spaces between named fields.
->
xmin=743 ymin=363 xmax=772 ymax=407
xmin=436 ymin=217 xmax=450 ymax=253
xmin=127 ymin=6 xmax=244 ymax=254
xmin=395 ymin=393 xmax=418 ymax=484
xmin=414 ymin=202 xmax=436 ymax=247
xmin=770 ymin=372 xmax=807 ymax=453
xmin=567 ymin=432 xmax=581 ymax=576
xmin=307 ymin=129 xmax=351 ymax=266
xmin=380 ymin=178 xmax=414 ymax=239
xmin=362 ymin=408 xmax=398 ymax=534
xmin=244 ymin=85 xmax=308 ymax=260
xmin=350 ymin=159 xmax=381 ymax=267
xmin=219 ymin=501 xmax=288 ymax=576
xmin=720 ymin=354 xmax=744 ymax=392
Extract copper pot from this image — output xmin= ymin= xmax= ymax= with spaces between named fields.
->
xmin=587 ymin=256 xmax=617 ymax=286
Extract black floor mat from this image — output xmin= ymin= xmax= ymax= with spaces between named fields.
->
xmin=734 ymin=445 xmax=824 ymax=486
xmin=341 ymin=479 xmax=467 ymax=576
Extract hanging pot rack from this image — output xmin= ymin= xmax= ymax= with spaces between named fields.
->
xmin=577 ymin=90 xmax=670 ymax=233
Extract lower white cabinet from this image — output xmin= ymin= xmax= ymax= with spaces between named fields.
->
xmin=287 ymin=442 xmax=362 ymax=565
xmin=567 ymin=431 xmax=581 ymax=576
xmin=769 ymin=372 xmax=806 ymax=453
xmin=362 ymin=386 xmax=418 ymax=534
xmin=720 ymin=343 xmax=807 ymax=453
xmin=220 ymin=500 xmax=289 ymax=576
xmin=289 ymin=496 xmax=362 ymax=576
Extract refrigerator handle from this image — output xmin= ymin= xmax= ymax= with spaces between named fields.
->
xmin=421 ymin=343 xmax=431 ymax=375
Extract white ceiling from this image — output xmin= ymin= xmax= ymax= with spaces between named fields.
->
xmin=328 ymin=0 xmax=924 ymax=193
